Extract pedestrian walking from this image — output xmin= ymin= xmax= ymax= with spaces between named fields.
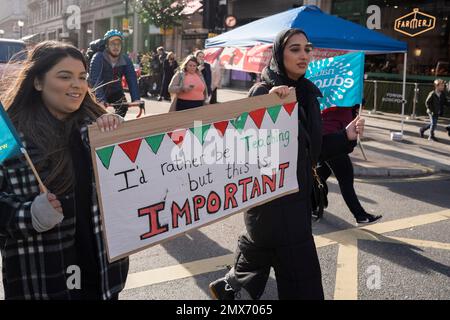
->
xmin=0 ymin=41 xmax=129 ymax=300
xmin=194 ymin=50 xmax=212 ymax=101
xmin=159 ymin=52 xmax=178 ymax=101
xmin=420 ymin=79 xmax=448 ymax=142
xmin=209 ymin=55 xmax=222 ymax=104
xmin=317 ymin=106 xmax=382 ymax=224
xmin=168 ymin=55 xmax=208 ymax=112
xmin=208 ymin=28 xmax=365 ymax=300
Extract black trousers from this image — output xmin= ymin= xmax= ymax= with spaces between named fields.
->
xmin=176 ymin=99 xmax=204 ymax=111
xmin=317 ymin=153 xmax=366 ymax=218
xmin=225 ymin=196 xmax=324 ymax=300
xmin=421 ymin=114 xmax=439 ymax=137
xmin=210 ymin=88 xmax=218 ymax=104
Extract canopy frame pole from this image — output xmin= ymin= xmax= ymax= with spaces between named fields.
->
xmin=400 ymin=52 xmax=407 ymax=136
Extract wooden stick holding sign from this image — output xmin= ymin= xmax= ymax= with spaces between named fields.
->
xmin=357 ymin=103 xmax=368 ymax=161
xmin=88 ymin=91 xmax=300 ymax=262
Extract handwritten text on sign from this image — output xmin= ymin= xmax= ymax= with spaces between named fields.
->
xmin=92 ymin=96 xmax=299 ymax=262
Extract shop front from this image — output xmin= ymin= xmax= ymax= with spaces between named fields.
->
xmin=332 ymin=0 xmax=450 ymax=116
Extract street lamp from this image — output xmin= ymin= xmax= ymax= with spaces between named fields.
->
xmin=17 ymin=20 xmax=24 ymax=39
xmin=0 ymin=29 xmax=4 ymax=38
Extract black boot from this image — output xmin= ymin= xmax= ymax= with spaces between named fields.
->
xmin=419 ymin=128 xmax=425 ymax=138
xmin=209 ymin=277 xmax=236 ymax=300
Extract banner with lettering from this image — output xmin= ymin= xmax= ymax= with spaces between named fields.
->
xmin=89 ymin=93 xmax=299 ymax=262
xmin=306 ymin=51 xmax=365 ymax=111
xmin=204 ymin=46 xmax=348 ymax=74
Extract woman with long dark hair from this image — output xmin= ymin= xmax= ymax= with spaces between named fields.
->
xmin=0 ymin=41 xmax=128 ymax=300
xmin=209 ymin=29 xmax=365 ymax=300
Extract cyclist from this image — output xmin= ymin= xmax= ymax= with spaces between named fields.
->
xmin=89 ymin=29 xmax=140 ymax=118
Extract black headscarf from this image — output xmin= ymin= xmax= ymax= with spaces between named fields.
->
xmin=260 ymin=28 xmax=323 ymax=164
xmin=261 ymin=28 xmax=322 ymax=111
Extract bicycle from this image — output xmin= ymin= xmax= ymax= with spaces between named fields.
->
xmin=106 ymin=100 xmax=146 ymax=118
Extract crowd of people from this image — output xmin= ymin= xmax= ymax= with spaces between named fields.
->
xmin=0 ymin=27 xmax=447 ymax=301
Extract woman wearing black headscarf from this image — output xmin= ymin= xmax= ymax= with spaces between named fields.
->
xmin=209 ymin=29 xmax=365 ymax=300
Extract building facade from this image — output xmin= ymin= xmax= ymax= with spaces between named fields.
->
xmin=228 ymin=0 xmax=332 ymax=26
xmin=0 ymin=0 xmax=27 ymax=39
xmin=23 ymin=0 xmax=205 ymax=61
xmin=331 ymin=0 xmax=450 ymax=79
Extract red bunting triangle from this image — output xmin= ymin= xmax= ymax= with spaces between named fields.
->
xmin=249 ymin=108 xmax=266 ymax=129
xmin=213 ymin=121 xmax=229 ymax=137
xmin=168 ymin=129 xmax=187 ymax=147
xmin=283 ymin=102 xmax=297 ymax=116
xmin=119 ymin=139 xmax=143 ymax=163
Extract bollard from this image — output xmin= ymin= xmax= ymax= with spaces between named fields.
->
xmin=411 ymin=83 xmax=419 ymax=119
xmin=370 ymin=80 xmax=378 ymax=114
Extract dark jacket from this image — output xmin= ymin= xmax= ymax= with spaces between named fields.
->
xmin=160 ymin=59 xmax=179 ymax=98
xmin=89 ymin=51 xmax=140 ymax=103
xmin=200 ymin=62 xmax=212 ymax=97
xmin=425 ymin=90 xmax=447 ymax=116
xmin=245 ymin=47 xmax=355 ymax=245
xmin=0 ymin=121 xmax=129 ymax=300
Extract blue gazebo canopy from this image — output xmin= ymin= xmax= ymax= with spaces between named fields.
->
xmin=206 ymin=5 xmax=407 ymax=54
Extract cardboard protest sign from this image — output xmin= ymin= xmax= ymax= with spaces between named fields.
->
xmin=89 ymin=92 xmax=299 ymax=262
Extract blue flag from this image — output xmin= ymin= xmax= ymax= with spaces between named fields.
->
xmin=0 ymin=102 xmax=22 ymax=164
xmin=306 ymin=52 xmax=365 ymax=111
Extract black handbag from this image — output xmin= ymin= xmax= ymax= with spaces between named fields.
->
xmin=297 ymin=103 xmax=328 ymax=221
xmin=311 ymin=166 xmax=328 ymax=221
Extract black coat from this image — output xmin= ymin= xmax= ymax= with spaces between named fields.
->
xmin=425 ymin=90 xmax=447 ymax=116
xmin=200 ymin=62 xmax=212 ymax=97
xmin=245 ymin=74 xmax=355 ymax=246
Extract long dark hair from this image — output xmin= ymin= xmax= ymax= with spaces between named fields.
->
xmin=1 ymin=41 xmax=105 ymax=195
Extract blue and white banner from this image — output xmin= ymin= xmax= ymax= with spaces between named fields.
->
xmin=0 ymin=102 xmax=22 ymax=164
xmin=306 ymin=52 xmax=365 ymax=111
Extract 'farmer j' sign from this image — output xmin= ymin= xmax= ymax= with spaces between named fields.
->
xmin=89 ymin=92 xmax=299 ymax=262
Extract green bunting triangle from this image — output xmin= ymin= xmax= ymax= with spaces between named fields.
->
xmin=190 ymin=124 xmax=211 ymax=145
xmin=267 ymin=105 xmax=282 ymax=123
xmin=96 ymin=146 xmax=115 ymax=170
xmin=145 ymin=134 xmax=165 ymax=154
xmin=230 ymin=112 xmax=249 ymax=133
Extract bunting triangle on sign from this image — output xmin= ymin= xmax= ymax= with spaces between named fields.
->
xmin=267 ymin=105 xmax=282 ymax=123
xmin=145 ymin=134 xmax=165 ymax=154
xmin=119 ymin=139 xmax=143 ymax=163
xmin=96 ymin=146 xmax=115 ymax=170
xmin=190 ymin=124 xmax=211 ymax=145
xmin=168 ymin=129 xmax=187 ymax=147
xmin=283 ymin=102 xmax=297 ymax=116
xmin=249 ymin=108 xmax=266 ymax=129
xmin=230 ymin=112 xmax=248 ymax=133
xmin=213 ymin=120 xmax=229 ymax=137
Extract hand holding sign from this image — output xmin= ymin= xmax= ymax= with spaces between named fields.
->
xmin=96 ymin=114 xmax=124 ymax=132
xmin=269 ymin=86 xmax=294 ymax=99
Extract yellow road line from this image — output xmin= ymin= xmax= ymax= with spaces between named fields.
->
xmin=383 ymin=236 xmax=450 ymax=251
xmin=125 ymin=254 xmax=234 ymax=290
xmin=314 ymin=209 xmax=450 ymax=248
xmin=124 ymin=210 xmax=450 ymax=292
xmin=334 ymin=240 xmax=358 ymax=300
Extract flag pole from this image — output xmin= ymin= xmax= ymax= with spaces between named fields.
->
xmin=357 ymin=103 xmax=368 ymax=161
xmin=21 ymin=148 xmax=47 ymax=193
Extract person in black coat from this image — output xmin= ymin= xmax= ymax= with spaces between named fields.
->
xmin=208 ymin=28 xmax=365 ymax=300
xmin=195 ymin=50 xmax=212 ymax=100
xmin=159 ymin=51 xmax=179 ymax=101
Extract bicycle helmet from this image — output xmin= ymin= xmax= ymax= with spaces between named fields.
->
xmin=104 ymin=29 xmax=124 ymax=42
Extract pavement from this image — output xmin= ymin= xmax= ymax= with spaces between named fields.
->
xmin=128 ymin=88 xmax=450 ymax=179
